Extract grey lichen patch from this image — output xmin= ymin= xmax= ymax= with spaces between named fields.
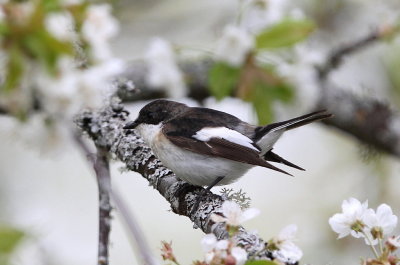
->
xmin=235 ymin=229 xmax=267 ymax=257
xmin=220 ymin=188 xmax=251 ymax=209
xmin=188 ymin=192 xmax=225 ymax=232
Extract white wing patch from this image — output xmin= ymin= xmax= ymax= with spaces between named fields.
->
xmin=193 ymin=127 xmax=259 ymax=152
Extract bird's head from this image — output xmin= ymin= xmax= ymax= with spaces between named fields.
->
xmin=123 ymin=99 xmax=188 ymax=129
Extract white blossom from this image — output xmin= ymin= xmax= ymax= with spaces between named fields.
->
xmin=329 ymin=198 xmax=372 ymax=239
xmin=200 ymin=234 xmax=228 ymax=264
xmin=204 ymin=252 xmax=215 ymax=264
xmin=145 ymin=38 xmax=186 ymax=98
xmin=82 ymin=4 xmax=119 ymax=61
xmin=271 ymin=224 xmax=303 ymax=263
xmin=215 ymin=239 xmax=229 ymax=251
xmin=211 ymin=201 xmax=260 ymax=226
xmin=274 ymin=243 xmax=303 ymax=264
xmin=0 ymin=5 xmax=5 ymax=22
xmin=35 ymin=57 xmax=81 ymax=117
xmin=277 ymin=224 xmax=298 ymax=242
xmin=242 ymin=0 xmax=306 ymax=32
xmin=200 ymin=234 xmax=248 ymax=264
xmin=231 ymin=247 xmax=248 ymax=265
xmin=364 ymin=203 xmax=398 ymax=238
xmin=215 ymin=25 xmax=254 ymax=67
xmin=201 ymin=234 xmax=218 ymax=253
xmin=45 ymin=12 xmax=75 ymax=41
xmin=275 ymin=43 xmax=327 ymax=112
xmin=10 ymin=113 xmax=69 ymax=153
xmin=241 ymin=0 xmax=301 ymax=33
xmin=79 ymin=58 xmax=125 ymax=103
xmin=35 ymin=56 xmax=124 ymax=118
xmin=364 ymin=204 xmax=397 ymax=245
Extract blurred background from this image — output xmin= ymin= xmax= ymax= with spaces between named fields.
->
xmin=1 ymin=0 xmax=400 ymax=264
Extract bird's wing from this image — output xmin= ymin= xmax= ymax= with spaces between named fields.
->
xmin=163 ymin=121 xmax=290 ymax=175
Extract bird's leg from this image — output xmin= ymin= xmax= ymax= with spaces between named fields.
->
xmin=191 ymin=176 xmax=225 ymax=215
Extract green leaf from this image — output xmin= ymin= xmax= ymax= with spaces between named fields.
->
xmin=259 ymin=66 xmax=294 ymax=103
xmin=41 ymin=0 xmax=62 ymax=12
xmin=249 ymin=80 xmax=294 ymax=125
xmin=0 ymin=22 xmax=9 ymax=36
xmin=256 ymin=19 xmax=315 ymax=49
xmin=0 ymin=226 xmax=24 ymax=254
xmin=251 ymin=82 xmax=274 ymax=124
xmin=209 ymin=62 xmax=241 ymax=100
xmin=245 ymin=260 xmax=279 ymax=265
xmin=23 ymin=30 xmax=74 ymax=76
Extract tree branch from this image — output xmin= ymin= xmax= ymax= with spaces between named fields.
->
xmin=317 ymin=83 xmax=400 ymax=156
xmin=315 ymin=28 xmax=400 ymax=156
xmin=74 ymin=99 xmax=279 ymax=262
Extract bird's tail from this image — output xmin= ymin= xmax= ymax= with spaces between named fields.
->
xmin=254 ymin=109 xmax=332 ymax=141
xmin=255 ymin=110 xmax=332 ymax=173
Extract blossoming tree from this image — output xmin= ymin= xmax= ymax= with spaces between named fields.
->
xmin=1 ymin=0 xmax=400 ymax=265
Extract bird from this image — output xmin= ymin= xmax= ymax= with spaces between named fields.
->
xmin=123 ymin=99 xmax=332 ymax=192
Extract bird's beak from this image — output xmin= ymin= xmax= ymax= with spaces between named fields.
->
xmin=123 ymin=120 xmax=139 ymax=129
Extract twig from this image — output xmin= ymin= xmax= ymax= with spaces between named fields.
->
xmin=73 ymin=133 xmax=112 ymax=265
xmin=110 ymin=187 xmax=158 ymax=265
xmin=94 ymin=146 xmax=112 ymax=265
xmin=73 ymin=130 xmax=158 ymax=265
xmin=317 ymin=30 xmax=381 ymax=80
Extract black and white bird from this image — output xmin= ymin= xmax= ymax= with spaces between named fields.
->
xmin=124 ymin=99 xmax=331 ymax=190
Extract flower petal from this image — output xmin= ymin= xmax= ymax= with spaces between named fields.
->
xmin=216 ymin=239 xmax=229 ymax=250
xmin=376 ymin=203 xmax=398 ymax=234
xmin=201 ymin=234 xmax=217 ymax=253
xmin=278 ymin=224 xmax=298 ymax=241
xmin=239 ymin=208 xmax=260 ymax=223
xmin=231 ymin=247 xmax=248 ymax=265
xmin=329 ymin=213 xmax=351 ymax=238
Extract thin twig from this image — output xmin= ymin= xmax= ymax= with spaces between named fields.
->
xmin=73 ymin=131 xmax=158 ymax=265
xmin=110 ymin=187 xmax=158 ymax=265
xmin=94 ymin=146 xmax=112 ymax=265
xmin=73 ymin=133 xmax=112 ymax=265
xmin=317 ymin=30 xmax=381 ymax=80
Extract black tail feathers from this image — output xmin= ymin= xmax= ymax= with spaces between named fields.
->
xmin=254 ymin=110 xmax=332 ymax=141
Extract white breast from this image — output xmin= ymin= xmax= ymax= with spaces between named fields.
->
xmin=135 ymin=123 xmax=163 ymax=146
